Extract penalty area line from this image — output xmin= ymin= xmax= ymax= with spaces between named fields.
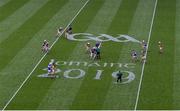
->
xmin=2 ymin=0 xmax=90 ymax=110
xmin=134 ymin=0 xmax=158 ymax=110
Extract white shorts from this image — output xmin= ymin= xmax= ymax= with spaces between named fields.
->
xmin=141 ymin=56 xmax=146 ymax=60
xmin=132 ymin=56 xmax=137 ymax=59
xmin=48 ymin=69 xmax=52 ymax=73
xmin=90 ymin=52 xmax=96 ymax=58
xmin=57 ymin=31 xmax=61 ymax=35
xmin=45 ymin=46 xmax=49 ymax=51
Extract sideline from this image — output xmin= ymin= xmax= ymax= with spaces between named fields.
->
xmin=134 ymin=0 xmax=158 ymax=110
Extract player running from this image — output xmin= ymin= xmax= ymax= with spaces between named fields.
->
xmin=85 ymin=42 xmax=91 ymax=53
xmin=158 ymin=41 xmax=163 ymax=54
xmin=141 ymin=40 xmax=146 ymax=47
xmin=141 ymin=54 xmax=146 ymax=63
xmin=48 ymin=61 xmax=53 ymax=75
xmin=47 ymin=59 xmax=57 ymax=78
xmin=141 ymin=40 xmax=147 ymax=53
xmin=131 ymin=50 xmax=138 ymax=62
xmin=44 ymin=42 xmax=49 ymax=53
xmin=95 ymin=47 xmax=101 ymax=60
xmin=90 ymin=47 xmax=96 ymax=59
xmin=92 ymin=42 xmax=102 ymax=60
xmin=95 ymin=41 xmax=102 ymax=48
xmin=42 ymin=40 xmax=49 ymax=53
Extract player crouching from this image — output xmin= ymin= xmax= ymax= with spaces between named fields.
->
xmin=42 ymin=40 xmax=49 ymax=53
xmin=56 ymin=27 xmax=63 ymax=37
xmin=65 ymin=25 xmax=72 ymax=38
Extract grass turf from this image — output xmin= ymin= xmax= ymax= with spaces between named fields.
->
xmin=0 ymin=0 xmax=179 ymax=110
xmin=137 ymin=0 xmax=176 ymax=109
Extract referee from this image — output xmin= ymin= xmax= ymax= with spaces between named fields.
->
xmin=117 ymin=71 xmax=123 ymax=83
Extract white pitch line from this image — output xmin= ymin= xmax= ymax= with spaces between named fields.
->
xmin=2 ymin=0 xmax=89 ymax=110
xmin=134 ymin=0 xmax=158 ymax=110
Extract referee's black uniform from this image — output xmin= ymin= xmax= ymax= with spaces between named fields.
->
xmin=117 ymin=71 xmax=123 ymax=83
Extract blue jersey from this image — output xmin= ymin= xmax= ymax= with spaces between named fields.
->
xmin=48 ymin=64 xmax=52 ymax=73
xmin=96 ymin=43 xmax=100 ymax=48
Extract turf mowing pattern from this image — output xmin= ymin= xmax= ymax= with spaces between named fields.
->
xmin=0 ymin=0 xmax=29 ymax=22
xmin=0 ymin=0 xmax=179 ymax=110
xmin=137 ymin=0 xmax=176 ymax=109
xmin=70 ymin=0 xmax=139 ymax=109
xmin=0 ymin=0 xmax=50 ymax=44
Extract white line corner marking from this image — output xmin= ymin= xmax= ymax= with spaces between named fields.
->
xmin=134 ymin=0 xmax=158 ymax=110
xmin=2 ymin=0 xmax=90 ymax=110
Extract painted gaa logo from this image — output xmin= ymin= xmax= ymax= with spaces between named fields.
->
xmin=67 ymin=33 xmax=141 ymax=43
xmin=37 ymin=61 xmax=136 ymax=84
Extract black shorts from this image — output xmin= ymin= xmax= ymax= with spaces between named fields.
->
xmin=117 ymin=77 xmax=121 ymax=80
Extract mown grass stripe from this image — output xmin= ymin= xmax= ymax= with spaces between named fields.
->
xmin=2 ymin=0 xmax=89 ymax=109
xmin=0 ymin=0 xmax=68 ymax=73
xmin=107 ymin=0 xmax=139 ymax=35
xmin=103 ymin=0 xmax=156 ymax=109
xmin=173 ymin=0 xmax=180 ymax=109
xmin=2 ymin=0 xmax=69 ymax=109
xmin=138 ymin=0 xmax=176 ymax=109
xmin=134 ymin=0 xmax=157 ymax=110
xmin=0 ymin=0 xmax=50 ymax=44
xmin=0 ymin=0 xmax=51 ymax=108
xmin=72 ymin=0 xmax=105 ymax=33
xmin=16 ymin=0 xmax=116 ymax=109
xmin=36 ymin=0 xmax=106 ymax=109
xmin=0 ymin=0 xmax=29 ymax=22
xmin=0 ymin=0 xmax=11 ymax=8
xmin=69 ymin=0 xmax=122 ymax=109
xmin=70 ymin=0 xmax=139 ymax=109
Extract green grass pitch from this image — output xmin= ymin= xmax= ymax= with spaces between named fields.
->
xmin=0 ymin=0 xmax=179 ymax=110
